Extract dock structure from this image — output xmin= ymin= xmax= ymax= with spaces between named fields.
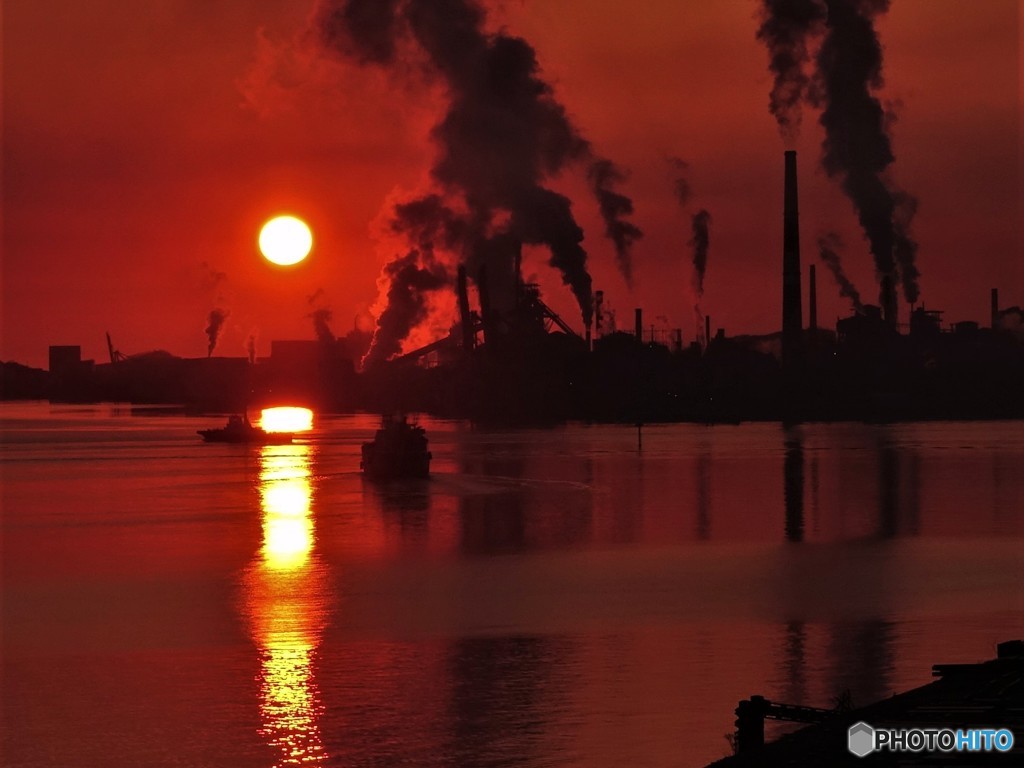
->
xmin=707 ymin=640 xmax=1023 ymax=766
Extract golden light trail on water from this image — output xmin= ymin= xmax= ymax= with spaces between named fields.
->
xmin=260 ymin=407 xmax=314 ymax=434
xmin=259 ymin=448 xmax=314 ymax=571
xmin=242 ymin=443 xmax=331 ymax=766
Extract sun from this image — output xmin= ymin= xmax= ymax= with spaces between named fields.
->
xmin=259 ymin=215 xmax=313 ymax=266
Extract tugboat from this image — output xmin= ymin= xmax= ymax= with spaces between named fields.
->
xmin=197 ymin=414 xmax=294 ymax=445
xmin=361 ymin=414 xmax=432 ymax=480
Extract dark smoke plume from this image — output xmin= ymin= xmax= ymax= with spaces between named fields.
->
xmin=205 ymin=308 xmax=229 ymax=357
xmin=588 ymin=158 xmax=643 ymax=287
xmin=757 ymin=0 xmax=921 ymax=309
xmin=667 ymin=156 xmax=691 ymax=207
xmin=817 ymin=231 xmax=864 ymax=311
xmin=321 ymin=0 xmax=401 ymax=64
xmin=689 ymin=209 xmax=712 ymax=297
xmin=694 ymin=304 xmax=706 ymax=347
xmin=307 ymin=289 xmax=337 ymax=343
xmin=996 ymin=308 xmax=1024 ymax=341
xmin=310 ymin=308 xmax=336 ymax=343
xmin=756 ymin=0 xmax=827 ymax=141
xmin=362 ymin=250 xmax=450 ymax=368
xmin=671 ymin=161 xmax=711 ymax=334
xmin=318 ymin=0 xmax=640 ymax=348
xmin=391 ymin=195 xmax=467 ymax=254
xmin=813 ymin=0 xmax=919 ymax=310
xmin=892 ymin=190 xmax=920 ymax=304
xmin=507 ymin=188 xmax=591 ymax=321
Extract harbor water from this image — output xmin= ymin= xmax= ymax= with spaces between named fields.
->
xmin=2 ymin=402 xmax=1021 ymax=767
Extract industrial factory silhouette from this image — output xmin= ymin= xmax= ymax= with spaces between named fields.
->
xmin=3 ymin=153 xmax=1022 ymax=423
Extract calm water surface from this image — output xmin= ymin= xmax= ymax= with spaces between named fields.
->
xmin=2 ymin=402 xmax=1022 ymax=767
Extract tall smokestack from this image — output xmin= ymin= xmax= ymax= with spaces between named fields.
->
xmin=513 ymin=245 xmax=523 ymax=310
xmin=585 ymin=290 xmax=593 ymax=349
xmin=478 ymin=265 xmax=493 ymax=346
xmin=635 ymin=308 xmax=643 ymax=342
xmin=881 ymin=271 xmax=897 ymax=328
xmin=809 ymin=263 xmax=817 ymax=332
xmin=991 ymin=288 xmax=999 ymax=329
xmin=705 ymin=314 xmax=711 ymax=349
xmin=782 ymin=151 xmax=803 ymax=368
xmin=457 ymin=265 xmax=474 ymax=352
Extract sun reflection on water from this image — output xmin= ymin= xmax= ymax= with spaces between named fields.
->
xmin=259 ymin=406 xmax=314 ymax=434
xmin=242 ymin=442 xmax=332 ymax=767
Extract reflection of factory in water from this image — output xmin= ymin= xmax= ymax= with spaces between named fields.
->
xmin=12 ymin=151 xmax=1023 ymax=421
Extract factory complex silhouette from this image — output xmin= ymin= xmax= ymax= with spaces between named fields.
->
xmin=4 ymin=154 xmax=1022 ymax=424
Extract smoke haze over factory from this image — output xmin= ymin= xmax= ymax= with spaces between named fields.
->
xmin=2 ymin=0 xmax=1020 ymax=368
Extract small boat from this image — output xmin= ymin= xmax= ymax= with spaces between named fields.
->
xmin=197 ymin=414 xmax=294 ymax=445
xmin=361 ymin=414 xmax=431 ymax=480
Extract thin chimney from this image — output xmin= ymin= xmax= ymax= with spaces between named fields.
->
xmin=513 ymin=244 xmax=523 ymax=310
xmin=457 ymin=265 xmax=474 ymax=352
xmin=881 ymin=271 xmax=897 ymax=329
xmin=635 ymin=308 xmax=643 ymax=342
xmin=705 ymin=314 xmax=711 ymax=349
xmin=782 ymin=151 xmax=803 ymax=368
xmin=809 ymin=263 xmax=817 ymax=332
xmin=477 ymin=265 xmax=493 ymax=345
xmin=991 ymin=288 xmax=999 ymax=329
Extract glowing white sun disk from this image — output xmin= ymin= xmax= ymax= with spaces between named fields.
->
xmin=259 ymin=216 xmax=313 ymax=266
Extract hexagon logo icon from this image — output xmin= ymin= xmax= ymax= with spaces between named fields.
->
xmin=848 ymin=722 xmax=876 ymax=757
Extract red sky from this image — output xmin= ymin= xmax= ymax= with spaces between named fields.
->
xmin=3 ymin=0 xmax=1020 ymax=368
